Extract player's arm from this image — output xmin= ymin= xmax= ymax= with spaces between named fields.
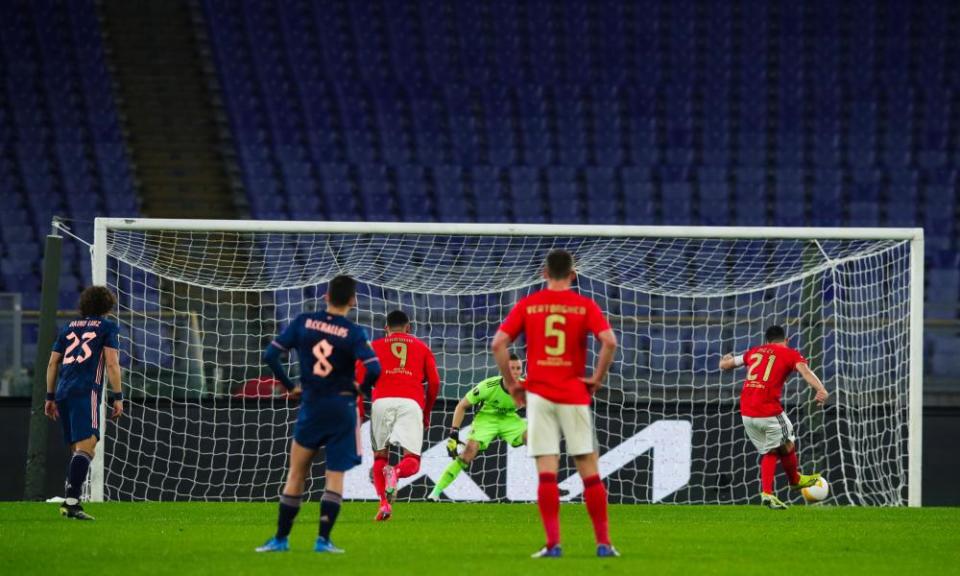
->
xmin=796 ymin=362 xmax=828 ymax=406
xmin=353 ymin=336 xmax=381 ymax=396
xmin=44 ymin=351 xmax=61 ymax=421
xmin=423 ymin=349 xmax=441 ymax=426
xmin=719 ymin=353 xmax=744 ymax=371
xmin=104 ymin=347 xmax=124 ymax=421
xmin=491 ymin=331 xmax=518 ymax=394
xmin=585 ymin=328 xmax=617 ymax=393
xmin=262 ymin=342 xmax=298 ymax=392
xmin=584 ymin=301 xmax=617 ymax=393
xmin=262 ymin=316 xmax=303 ymax=393
xmin=447 ymin=382 xmax=487 ymax=457
xmin=444 ymin=395 xmax=472 ymax=457
xmin=492 ymin=303 xmax=525 ymax=394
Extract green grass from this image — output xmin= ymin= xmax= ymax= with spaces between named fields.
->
xmin=1 ymin=502 xmax=958 ymax=575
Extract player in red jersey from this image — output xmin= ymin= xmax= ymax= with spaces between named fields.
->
xmin=720 ymin=325 xmax=829 ymax=509
xmin=356 ymin=310 xmax=440 ymax=521
xmin=491 ymin=249 xmax=620 ymax=559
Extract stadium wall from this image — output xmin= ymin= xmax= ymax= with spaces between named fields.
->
xmin=3 ymin=398 xmax=958 ymax=505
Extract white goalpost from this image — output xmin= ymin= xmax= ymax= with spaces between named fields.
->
xmin=85 ymin=218 xmax=923 ymax=506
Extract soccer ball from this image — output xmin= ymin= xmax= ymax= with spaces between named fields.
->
xmin=801 ymin=477 xmax=830 ymax=503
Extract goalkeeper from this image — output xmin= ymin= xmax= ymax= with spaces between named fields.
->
xmin=428 ymin=353 xmax=526 ymax=501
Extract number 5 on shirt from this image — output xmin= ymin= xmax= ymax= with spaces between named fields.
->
xmin=544 ymin=314 xmax=566 ymax=356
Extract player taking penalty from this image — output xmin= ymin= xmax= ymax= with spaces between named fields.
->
xmin=257 ymin=275 xmax=381 ymax=554
xmin=44 ymin=286 xmax=124 ymax=520
xmin=719 ymin=325 xmax=828 ymax=509
xmin=355 ymin=310 xmax=440 ymax=521
xmin=427 ymin=353 xmax=527 ymax=501
xmin=492 ymin=249 xmax=620 ymax=559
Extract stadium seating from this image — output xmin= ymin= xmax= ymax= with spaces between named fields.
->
xmin=0 ymin=0 xmax=137 ymax=310
xmin=1 ymin=1 xmax=958 ymax=382
xmin=197 ymin=0 xmax=960 ymax=380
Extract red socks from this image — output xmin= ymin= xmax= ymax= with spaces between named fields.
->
xmin=537 ymin=472 xmax=561 ymax=548
xmin=761 ymin=452 xmax=778 ymax=493
xmin=395 ymin=454 xmax=420 ymax=478
xmin=373 ymin=456 xmax=388 ymax=505
xmin=583 ymin=474 xmax=610 ymax=546
xmin=779 ymin=449 xmax=800 ymax=485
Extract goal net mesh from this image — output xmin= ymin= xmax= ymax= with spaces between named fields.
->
xmin=97 ymin=227 xmax=913 ymax=505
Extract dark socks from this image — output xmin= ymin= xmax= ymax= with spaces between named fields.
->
xmin=65 ymin=451 xmax=92 ymax=505
xmin=319 ymin=491 xmax=343 ymax=540
xmin=275 ymin=493 xmax=302 ymax=539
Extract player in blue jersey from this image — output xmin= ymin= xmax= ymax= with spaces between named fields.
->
xmin=44 ymin=286 xmax=124 ymax=521
xmin=256 ymin=275 xmax=381 ymax=554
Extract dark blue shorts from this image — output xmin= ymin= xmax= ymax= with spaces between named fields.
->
xmin=293 ymin=395 xmax=361 ymax=472
xmin=57 ymin=389 xmax=100 ymax=445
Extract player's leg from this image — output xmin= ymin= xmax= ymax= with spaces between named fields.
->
xmin=780 ymin=440 xmax=819 ymax=489
xmin=743 ymin=415 xmax=788 ymax=508
xmin=315 ymin=470 xmax=346 ymax=553
xmin=370 ymin=399 xmax=394 ymax=509
xmin=429 ymin=439 xmax=481 ymax=500
xmin=773 ymin=414 xmax=819 ymax=489
xmin=562 ymin=404 xmax=616 ymax=556
xmin=432 ymin=413 xmax=497 ymax=498
xmin=499 ymin=414 xmax=527 ymax=448
xmin=60 ymin=391 xmax=100 ymax=520
xmin=392 ymin=400 xmax=424 ymax=479
xmin=527 ymin=393 xmax=563 ymax=557
xmin=314 ymin=395 xmax=362 ymax=553
xmin=256 ymin=439 xmax=315 ymax=551
xmin=395 ymin=448 xmax=421 ymax=477
xmin=372 ymin=447 xmax=389 ymax=508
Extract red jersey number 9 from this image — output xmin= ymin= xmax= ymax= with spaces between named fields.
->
xmin=312 ymin=339 xmax=334 ymax=377
xmin=390 ymin=342 xmax=408 ymax=368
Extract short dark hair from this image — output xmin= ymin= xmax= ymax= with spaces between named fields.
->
xmin=386 ymin=310 xmax=409 ymax=328
xmin=765 ymin=325 xmax=786 ymax=342
xmin=327 ymin=275 xmax=357 ymax=307
xmin=79 ymin=286 xmax=116 ymax=317
xmin=509 ymin=353 xmax=521 ymax=362
xmin=545 ymin=249 xmax=575 ymax=280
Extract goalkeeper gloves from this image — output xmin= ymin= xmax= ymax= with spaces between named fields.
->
xmin=446 ymin=428 xmax=461 ymax=458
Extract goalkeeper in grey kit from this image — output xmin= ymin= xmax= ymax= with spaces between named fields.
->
xmin=428 ymin=353 xmax=526 ymax=500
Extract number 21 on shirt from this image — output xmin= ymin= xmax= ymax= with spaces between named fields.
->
xmin=747 ymin=353 xmax=776 ymax=382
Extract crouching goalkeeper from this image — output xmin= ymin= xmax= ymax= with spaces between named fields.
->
xmin=428 ymin=353 xmax=526 ymax=500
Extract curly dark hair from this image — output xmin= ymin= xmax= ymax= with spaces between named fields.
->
xmin=79 ymin=286 xmax=117 ymax=317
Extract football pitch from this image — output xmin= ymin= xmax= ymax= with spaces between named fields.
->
xmin=1 ymin=502 xmax=958 ymax=576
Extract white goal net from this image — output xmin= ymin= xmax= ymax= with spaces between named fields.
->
xmin=88 ymin=220 xmax=922 ymax=506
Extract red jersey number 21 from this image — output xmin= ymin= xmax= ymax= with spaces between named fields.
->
xmin=312 ymin=339 xmax=334 ymax=376
xmin=747 ymin=353 xmax=776 ymax=382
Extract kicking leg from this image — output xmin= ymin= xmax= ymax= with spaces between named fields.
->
xmin=779 ymin=441 xmax=820 ymax=489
